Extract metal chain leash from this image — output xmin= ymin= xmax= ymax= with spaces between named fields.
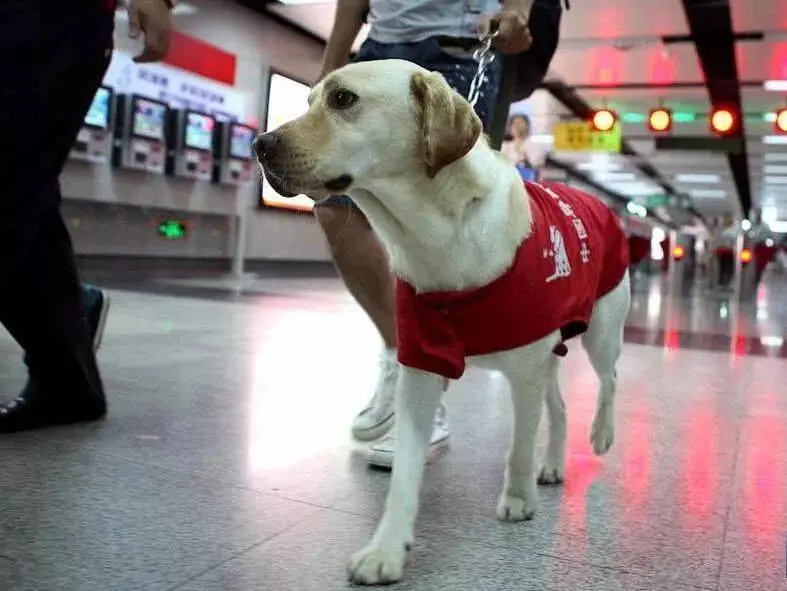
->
xmin=467 ymin=26 xmax=499 ymax=108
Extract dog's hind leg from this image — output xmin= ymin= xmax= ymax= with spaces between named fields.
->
xmin=495 ymin=341 xmax=555 ymax=522
xmin=538 ymin=357 xmax=566 ymax=485
xmin=582 ymin=271 xmax=631 ymax=456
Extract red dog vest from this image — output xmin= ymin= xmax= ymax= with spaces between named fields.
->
xmin=395 ymin=181 xmax=630 ymax=380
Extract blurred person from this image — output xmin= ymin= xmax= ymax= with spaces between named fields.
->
xmin=0 ymin=0 xmax=175 ymax=433
xmin=501 ymin=113 xmax=541 ymax=180
xmin=712 ymin=213 xmax=736 ymax=289
xmin=748 ymin=208 xmax=777 ymax=286
xmin=315 ymin=0 xmax=563 ymax=467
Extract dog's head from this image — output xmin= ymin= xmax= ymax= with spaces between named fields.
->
xmin=253 ymin=59 xmax=483 ymax=201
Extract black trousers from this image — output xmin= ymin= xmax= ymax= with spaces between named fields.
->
xmin=0 ymin=0 xmax=113 ymax=401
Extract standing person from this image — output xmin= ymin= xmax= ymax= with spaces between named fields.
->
xmin=501 ymin=113 xmax=542 ymax=180
xmin=712 ymin=213 xmax=736 ymax=289
xmin=0 ymin=0 xmax=175 ymax=433
xmin=315 ymin=0 xmax=563 ymax=467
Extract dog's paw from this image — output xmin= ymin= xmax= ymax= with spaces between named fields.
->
xmin=590 ymin=414 xmax=615 ymax=456
xmin=537 ymin=463 xmax=565 ymax=485
xmin=347 ymin=543 xmax=409 ymax=585
xmin=496 ymin=493 xmax=537 ymax=522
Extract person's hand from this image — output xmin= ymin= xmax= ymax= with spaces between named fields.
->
xmin=127 ymin=0 xmax=175 ymax=63
xmin=479 ymin=3 xmax=533 ymax=54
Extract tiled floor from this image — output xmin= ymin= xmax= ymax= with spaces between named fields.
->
xmin=1 ymin=272 xmax=786 ymax=590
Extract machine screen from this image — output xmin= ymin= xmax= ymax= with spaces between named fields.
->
xmin=133 ymin=98 xmax=167 ymax=140
xmin=230 ymin=125 xmax=255 ymax=159
xmin=185 ymin=112 xmax=215 ymax=151
xmin=85 ymin=87 xmax=111 ymax=129
xmin=260 ymin=73 xmax=313 ymax=212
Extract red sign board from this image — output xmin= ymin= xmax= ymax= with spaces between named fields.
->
xmin=164 ymin=30 xmax=237 ymax=86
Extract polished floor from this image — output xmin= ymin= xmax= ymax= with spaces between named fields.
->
xmin=1 ymin=271 xmax=786 ymax=591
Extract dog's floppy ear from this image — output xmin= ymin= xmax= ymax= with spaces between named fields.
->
xmin=411 ymin=70 xmax=482 ymax=179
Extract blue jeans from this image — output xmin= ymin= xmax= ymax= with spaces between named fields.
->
xmin=322 ymin=36 xmax=501 ymax=207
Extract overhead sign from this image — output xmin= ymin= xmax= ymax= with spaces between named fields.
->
xmin=553 ymin=121 xmax=622 ymax=153
xmin=654 ymin=136 xmax=743 ymax=154
xmin=102 ymin=51 xmax=248 ymax=123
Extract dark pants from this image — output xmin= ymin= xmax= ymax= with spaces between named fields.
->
xmin=718 ymin=253 xmax=734 ymax=286
xmin=0 ymin=0 xmax=112 ymax=402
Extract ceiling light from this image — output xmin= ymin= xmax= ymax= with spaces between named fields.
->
xmin=765 ymin=176 xmax=787 ymax=184
xmin=606 ymin=182 xmax=661 ymax=196
xmin=760 ymin=335 xmax=785 ymax=347
xmin=764 ymin=80 xmax=787 ymax=91
xmin=765 ymin=153 xmax=787 ymax=161
xmin=675 ymin=173 xmax=721 ymax=183
xmin=764 ymin=165 xmax=787 ymax=174
xmin=777 ymin=108 xmax=787 ymax=133
xmin=648 ymin=108 xmax=672 ymax=132
xmin=591 ymin=109 xmax=617 ymax=132
xmin=764 ymin=135 xmax=787 ymax=144
xmin=769 ymin=220 xmax=787 ymax=233
xmin=593 ymin=172 xmax=637 ymax=182
xmin=762 ymin=206 xmax=778 ymax=224
xmin=710 ymin=107 xmax=737 ymax=135
xmin=577 ymin=161 xmax=623 ymax=172
xmin=764 ymin=113 xmax=777 ymax=122
xmin=689 ymin=189 xmax=727 ymax=198
xmin=626 ymin=201 xmax=648 ymax=218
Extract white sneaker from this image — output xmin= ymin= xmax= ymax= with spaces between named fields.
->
xmin=351 ymin=347 xmax=398 ymax=441
xmin=366 ymin=403 xmax=451 ymax=469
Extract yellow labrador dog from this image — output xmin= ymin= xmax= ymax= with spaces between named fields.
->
xmin=255 ymin=59 xmax=631 ymax=585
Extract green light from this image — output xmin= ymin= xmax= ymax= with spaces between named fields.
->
xmin=672 ymin=112 xmax=695 ymax=123
xmin=157 ymin=220 xmax=187 ymax=240
xmin=622 ymin=112 xmax=646 ymax=123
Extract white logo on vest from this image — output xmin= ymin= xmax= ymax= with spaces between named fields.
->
xmin=545 ymin=225 xmax=572 ymax=283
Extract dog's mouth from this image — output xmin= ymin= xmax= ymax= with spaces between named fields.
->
xmin=261 ymin=162 xmax=355 ymax=199
xmin=324 ymin=175 xmax=354 ymax=193
xmin=260 ymin=165 xmax=299 ymax=198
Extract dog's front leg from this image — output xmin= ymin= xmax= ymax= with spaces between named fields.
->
xmin=348 ymin=366 xmax=443 ymax=585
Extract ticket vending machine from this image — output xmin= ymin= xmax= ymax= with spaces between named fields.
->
xmin=112 ymin=94 xmax=168 ymax=174
xmin=70 ymin=86 xmax=114 ymax=163
xmin=213 ymin=122 xmax=256 ymax=185
xmin=166 ymin=110 xmax=216 ymax=182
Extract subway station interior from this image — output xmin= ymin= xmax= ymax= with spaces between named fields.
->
xmin=1 ymin=0 xmax=787 ymax=590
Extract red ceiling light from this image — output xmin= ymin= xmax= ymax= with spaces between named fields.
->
xmin=672 ymin=245 xmax=686 ymax=261
xmin=591 ymin=108 xmax=617 ymax=132
xmin=710 ymin=107 xmax=736 ymax=135
xmin=775 ymin=108 xmax=787 ymax=133
xmin=648 ymin=107 xmax=673 ymax=132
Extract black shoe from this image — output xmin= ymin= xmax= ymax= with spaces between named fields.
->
xmin=0 ymin=385 xmax=106 ymax=434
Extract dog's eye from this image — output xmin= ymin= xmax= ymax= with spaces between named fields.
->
xmin=328 ymin=89 xmax=359 ymax=110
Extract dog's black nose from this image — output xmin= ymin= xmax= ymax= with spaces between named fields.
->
xmin=253 ymin=132 xmax=278 ymax=158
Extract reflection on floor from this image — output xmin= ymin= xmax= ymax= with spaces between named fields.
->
xmin=1 ymin=273 xmax=786 ymax=590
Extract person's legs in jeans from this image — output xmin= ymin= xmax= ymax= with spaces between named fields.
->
xmin=0 ymin=0 xmax=113 ymax=433
xmin=314 ymin=38 xmax=501 ymax=467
